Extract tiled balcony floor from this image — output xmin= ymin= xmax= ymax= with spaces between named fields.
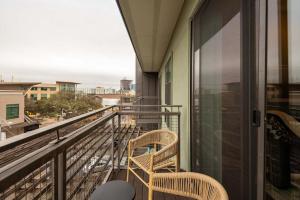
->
xmin=112 ymin=169 xmax=190 ymax=200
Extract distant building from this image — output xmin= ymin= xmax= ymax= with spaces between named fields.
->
xmin=56 ymin=81 xmax=80 ymax=93
xmin=0 ymin=82 xmax=40 ymax=91
xmin=0 ymin=82 xmax=38 ymax=123
xmin=96 ymin=87 xmax=105 ymax=94
xmin=0 ymin=90 xmax=25 ymax=126
xmin=25 ymin=81 xmax=80 ymax=100
xmin=26 ymin=83 xmax=58 ymax=100
xmin=77 ymin=86 xmax=106 ymax=95
xmin=120 ymin=78 xmax=132 ymax=91
xmin=105 ymin=88 xmax=116 ymax=94
xmin=0 ymin=91 xmax=40 ymax=138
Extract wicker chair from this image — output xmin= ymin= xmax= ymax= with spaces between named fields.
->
xmin=127 ymin=129 xmax=179 ymax=198
xmin=150 ymin=172 xmax=229 ymax=200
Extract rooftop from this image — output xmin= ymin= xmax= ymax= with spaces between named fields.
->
xmin=56 ymin=81 xmax=80 ymax=84
xmin=0 ymin=82 xmax=40 ymax=86
xmin=32 ymin=83 xmax=57 ymax=87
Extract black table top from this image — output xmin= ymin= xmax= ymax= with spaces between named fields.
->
xmin=91 ymin=180 xmax=135 ymax=200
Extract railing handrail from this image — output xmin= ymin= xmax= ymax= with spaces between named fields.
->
xmin=0 ymin=106 xmax=115 ymax=153
xmin=117 ymin=104 xmax=182 ymax=108
xmin=135 ymin=96 xmax=160 ymax=99
xmin=0 ymin=112 xmax=117 ymax=192
xmin=0 ymin=104 xmax=181 ymax=153
xmin=118 ymin=111 xmax=181 ymax=115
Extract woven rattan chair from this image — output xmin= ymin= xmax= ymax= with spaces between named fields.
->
xmin=150 ymin=172 xmax=229 ymax=200
xmin=127 ymin=129 xmax=179 ymax=198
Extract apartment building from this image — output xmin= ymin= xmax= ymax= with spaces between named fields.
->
xmin=117 ymin=0 xmax=300 ymax=199
xmin=26 ymin=83 xmax=58 ymax=100
xmin=26 ymin=81 xmax=79 ymax=100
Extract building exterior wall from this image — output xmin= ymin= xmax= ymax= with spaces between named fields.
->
xmin=136 ymin=58 xmax=159 ymax=99
xmin=27 ymin=82 xmax=79 ymax=100
xmin=158 ymin=0 xmax=200 ymax=170
xmin=0 ymin=91 xmax=24 ymax=125
xmin=26 ymin=83 xmax=58 ymax=100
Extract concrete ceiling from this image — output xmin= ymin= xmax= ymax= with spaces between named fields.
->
xmin=117 ymin=0 xmax=184 ymax=72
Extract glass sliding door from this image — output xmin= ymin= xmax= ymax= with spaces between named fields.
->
xmin=265 ymin=0 xmax=300 ymax=199
xmin=191 ymin=0 xmax=243 ymax=199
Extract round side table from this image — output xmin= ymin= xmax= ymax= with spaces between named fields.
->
xmin=91 ymin=180 xmax=135 ymax=200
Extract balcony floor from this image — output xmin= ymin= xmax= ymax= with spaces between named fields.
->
xmin=112 ymin=169 xmax=190 ymax=200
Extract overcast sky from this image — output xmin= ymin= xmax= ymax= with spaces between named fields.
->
xmin=0 ymin=0 xmax=135 ymax=88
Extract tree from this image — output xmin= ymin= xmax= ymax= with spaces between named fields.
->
xmin=25 ymin=93 xmax=102 ymax=118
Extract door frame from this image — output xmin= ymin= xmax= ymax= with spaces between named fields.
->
xmin=256 ymin=0 xmax=267 ymax=199
xmin=241 ymin=0 xmax=260 ymax=199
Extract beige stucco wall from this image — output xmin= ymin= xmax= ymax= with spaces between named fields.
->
xmin=26 ymin=83 xmax=58 ymax=100
xmin=0 ymin=91 xmax=24 ymax=125
xmin=26 ymin=88 xmax=58 ymax=100
xmin=159 ymin=0 xmax=200 ymax=171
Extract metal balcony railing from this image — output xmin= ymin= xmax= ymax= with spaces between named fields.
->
xmin=0 ymin=104 xmax=181 ymax=200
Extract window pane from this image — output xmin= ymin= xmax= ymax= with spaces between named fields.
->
xmin=266 ymin=0 xmax=300 ymax=199
xmin=191 ymin=0 xmax=241 ymax=199
xmin=6 ymin=104 xmax=19 ymax=120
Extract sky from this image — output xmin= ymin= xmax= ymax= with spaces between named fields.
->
xmin=0 ymin=0 xmax=135 ymax=89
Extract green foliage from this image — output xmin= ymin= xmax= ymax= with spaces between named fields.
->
xmin=25 ymin=93 xmax=102 ymax=118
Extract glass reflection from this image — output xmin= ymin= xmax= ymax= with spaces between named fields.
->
xmin=266 ymin=0 xmax=300 ymax=199
xmin=191 ymin=0 xmax=241 ymax=199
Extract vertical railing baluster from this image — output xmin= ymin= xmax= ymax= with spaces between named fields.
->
xmin=117 ymin=114 xmax=121 ymax=170
xmin=177 ymin=114 xmax=181 ymax=172
xmin=53 ymin=150 xmax=66 ymax=200
xmin=111 ymin=117 xmax=115 ymax=173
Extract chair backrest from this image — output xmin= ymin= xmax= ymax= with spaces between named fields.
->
xmin=150 ymin=130 xmax=178 ymax=165
xmin=145 ymin=129 xmax=178 ymax=146
xmin=152 ymin=172 xmax=228 ymax=200
xmin=129 ymin=129 xmax=178 ymax=168
xmin=130 ymin=129 xmax=178 ymax=148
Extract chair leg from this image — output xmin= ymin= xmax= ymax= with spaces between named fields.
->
xmin=148 ymin=173 xmax=153 ymax=200
xmin=148 ymin=188 xmax=153 ymax=200
xmin=126 ymin=159 xmax=131 ymax=182
xmin=175 ymin=155 xmax=180 ymax=172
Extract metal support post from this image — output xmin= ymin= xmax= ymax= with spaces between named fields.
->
xmin=111 ymin=117 xmax=115 ymax=172
xmin=53 ymin=150 xmax=66 ymax=200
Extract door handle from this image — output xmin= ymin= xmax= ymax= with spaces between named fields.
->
xmin=252 ymin=110 xmax=261 ymax=127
